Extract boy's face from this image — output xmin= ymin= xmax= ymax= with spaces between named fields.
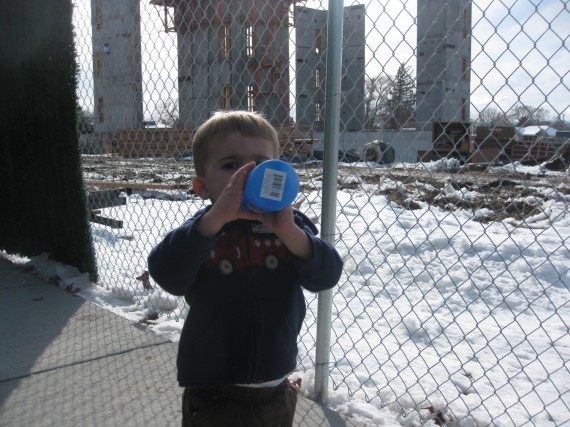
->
xmin=193 ymin=131 xmax=276 ymax=203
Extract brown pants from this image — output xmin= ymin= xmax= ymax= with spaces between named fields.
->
xmin=181 ymin=379 xmax=298 ymax=427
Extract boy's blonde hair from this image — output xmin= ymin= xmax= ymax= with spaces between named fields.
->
xmin=192 ymin=110 xmax=280 ymax=177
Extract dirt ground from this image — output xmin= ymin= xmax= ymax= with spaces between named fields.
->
xmin=82 ymin=155 xmax=570 ymax=224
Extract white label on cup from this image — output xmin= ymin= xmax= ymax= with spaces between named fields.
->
xmin=261 ymin=168 xmax=287 ymax=201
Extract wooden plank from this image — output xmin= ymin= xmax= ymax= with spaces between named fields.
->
xmin=87 ymin=189 xmax=127 ymax=210
xmin=84 ymin=180 xmax=190 ymax=191
xmin=87 ymin=189 xmax=126 ymax=228
xmin=90 ymin=213 xmax=124 ymax=229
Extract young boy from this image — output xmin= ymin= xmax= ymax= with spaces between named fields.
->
xmin=148 ymin=110 xmax=343 ymax=426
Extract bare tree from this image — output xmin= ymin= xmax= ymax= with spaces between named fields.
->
xmin=508 ymin=103 xmax=551 ymax=127
xmin=549 ymin=117 xmax=570 ymax=130
xmin=474 ymin=106 xmax=511 ymax=127
xmin=156 ymin=99 xmax=179 ymax=127
xmin=364 ymin=74 xmax=391 ymax=130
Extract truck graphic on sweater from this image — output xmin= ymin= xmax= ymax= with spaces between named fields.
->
xmin=207 ymin=224 xmax=290 ymax=275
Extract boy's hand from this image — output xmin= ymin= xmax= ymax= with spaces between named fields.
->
xmin=257 ymin=207 xmax=313 ymax=261
xmin=197 ymin=162 xmax=259 ymax=237
xmin=197 ymin=162 xmax=313 ymax=261
xmin=256 ymin=206 xmax=295 ymax=235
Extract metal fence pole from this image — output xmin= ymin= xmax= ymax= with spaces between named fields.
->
xmin=313 ymin=0 xmax=344 ymax=406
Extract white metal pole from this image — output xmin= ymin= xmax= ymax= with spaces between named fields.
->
xmin=313 ymin=0 xmax=344 ymax=406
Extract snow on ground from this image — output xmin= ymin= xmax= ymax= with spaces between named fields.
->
xmin=8 ymin=160 xmax=570 ymax=426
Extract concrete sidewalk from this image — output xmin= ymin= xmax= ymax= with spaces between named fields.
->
xmin=0 ymin=257 xmax=365 ymax=427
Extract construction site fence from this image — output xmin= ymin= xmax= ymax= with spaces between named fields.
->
xmin=72 ymin=0 xmax=569 ymax=425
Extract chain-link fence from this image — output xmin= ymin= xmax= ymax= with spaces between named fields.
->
xmin=73 ymin=0 xmax=570 ymax=425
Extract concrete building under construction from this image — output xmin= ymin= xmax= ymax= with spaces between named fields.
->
xmin=88 ymin=0 xmax=474 ymax=161
xmin=159 ymin=0 xmax=293 ymax=128
xmin=416 ymin=0 xmax=473 ymax=161
xmin=416 ymin=0 xmax=471 ymax=129
xmin=295 ymin=4 xmax=365 ymax=132
xmin=91 ymin=0 xmax=366 ymax=132
xmin=91 ymin=0 xmax=144 ymax=134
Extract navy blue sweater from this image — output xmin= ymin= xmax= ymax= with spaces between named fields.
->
xmin=147 ymin=208 xmax=343 ymax=387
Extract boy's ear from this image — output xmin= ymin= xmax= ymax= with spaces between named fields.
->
xmin=192 ymin=177 xmax=210 ymax=200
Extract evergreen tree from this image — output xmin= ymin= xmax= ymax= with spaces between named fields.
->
xmin=0 ymin=0 xmax=97 ymax=278
xmin=78 ymin=107 xmax=95 ymax=134
xmin=385 ymin=64 xmax=416 ymax=130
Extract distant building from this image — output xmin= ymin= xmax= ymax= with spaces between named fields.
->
xmin=91 ymin=0 xmax=144 ymax=133
xmin=516 ymin=126 xmax=557 ymax=143
xmin=416 ymin=0 xmax=472 ymax=131
xmin=512 ymin=126 xmax=558 ymax=162
xmin=471 ymin=125 xmax=564 ymax=164
xmin=160 ymin=0 xmax=294 ymax=128
xmin=472 ymin=126 xmax=516 ymax=164
xmin=88 ymin=0 xmax=476 ymax=162
xmin=93 ymin=0 xmax=366 ymax=132
xmin=554 ymin=130 xmax=570 ymax=146
xmin=295 ymin=4 xmax=365 ymax=132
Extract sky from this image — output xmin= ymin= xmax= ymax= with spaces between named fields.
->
xmin=72 ymin=0 xmax=570 ymax=123
xmin=469 ymin=0 xmax=570 ymax=118
xmin=14 ymin=159 xmax=570 ymax=426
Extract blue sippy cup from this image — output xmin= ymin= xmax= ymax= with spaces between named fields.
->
xmin=241 ymin=160 xmax=299 ymax=212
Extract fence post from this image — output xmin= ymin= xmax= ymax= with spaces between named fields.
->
xmin=313 ymin=0 xmax=344 ymax=406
